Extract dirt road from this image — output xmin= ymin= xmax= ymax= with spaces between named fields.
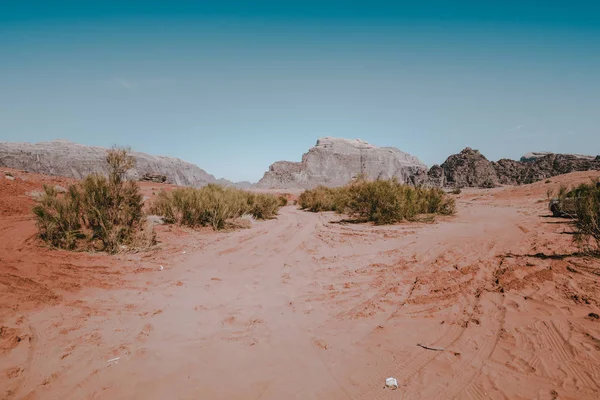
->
xmin=2 ymin=172 xmax=600 ymax=399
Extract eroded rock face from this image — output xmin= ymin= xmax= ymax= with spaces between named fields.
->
xmin=439 ymin=147 xmax=499 ymax=188
xmin=438 ymin=148 xmax=600 ymax=187
xmin=498 ymin=153 xmax=600 ymax=185
xmin=256 ymin=137 xmax=427 ymax=189
xmin=0 ymin=140 xmax=225 ymax=187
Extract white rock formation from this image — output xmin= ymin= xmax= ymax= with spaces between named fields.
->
xmin=256 ymin=137 xmax=427 ymax=189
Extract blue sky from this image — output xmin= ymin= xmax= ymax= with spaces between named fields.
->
xmin=1 ymin=1 xmax=599 ymax=182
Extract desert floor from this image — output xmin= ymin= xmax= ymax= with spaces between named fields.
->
xmin=2 ymin=169 xmax=600 ymax=399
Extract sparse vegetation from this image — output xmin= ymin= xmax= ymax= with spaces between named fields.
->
xmin=298 ymin=178 xmax=456 ymax=224
xmin=572 ymin=181 xmax=600 ymax=254
xmin=150 ymin=186 xmax=282 ymax=230
xmin=297 ymin=186 xmax=349 ymax=213
xmin=33 ymin=148 xmax=155 ymax=253
xmin=451 ymin=187 xmax=462 ymax=195
xmin=278 ymin=195 xmax=289 ymax=207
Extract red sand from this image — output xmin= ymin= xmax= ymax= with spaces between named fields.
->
xmin=2 ymin=168 xmax=600 ymax=399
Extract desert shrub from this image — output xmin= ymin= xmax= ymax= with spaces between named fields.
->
xmin=297 ymin=186 xmax=351 ymax=213
xmin=150 ymin=186 xmax=281 ymax=230
xmin=298 ymin=179 xmax=455 ymax=224
xmin=298 ymin=186 xmax=335 ymax=212
xmin=33 ymin=148 xmax=154 ymax=253
xmin=278 ymin=195 xmax=289 ymax=207
xmin=451 ymin=187 xmax=462 ymax=195
xmin=573 ymin=182 xmax=600 ymax=254
xmin=247 ymin=193 xmax=281 ymax=220
xmin=33 ymin=185 xmax=83 ymax=250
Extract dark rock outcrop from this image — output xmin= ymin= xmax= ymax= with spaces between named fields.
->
xmin=426 ymin=165 xmax=446 ymax=187
xmin=438 ymin=148 xmax=600 ymax=188
xmin=256 ymin=137 xmax=427 ymax=189
xmin=140 ymin=173 xmax=168 ymax=183
xmin=439 ymin=148 xmax=499 ymax=188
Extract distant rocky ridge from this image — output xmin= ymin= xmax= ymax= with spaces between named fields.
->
xmin=436 ymin=148 xmax=600 ymax=188
xmin=256 ymin=137 xmax=427 ymax=189
xmin=0 ymin=140 xmax=245 ymax=188
xmin=256 ymin=138 xmax=600 ymax=189
xmin=2 ymin=139 xmax=598 ymax=191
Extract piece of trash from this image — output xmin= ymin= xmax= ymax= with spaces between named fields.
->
xmin=417 ymin=343 xmax=445 ymax=351
xmin=385 ymin=377 xmax=398 ymax=390
xmin=159 ymin=265 xmax=164 ymax=271
xmin=107 ymin=357 xmax=120 ymax=363
xmin=182 ymin=251 xmax=186 ymax=254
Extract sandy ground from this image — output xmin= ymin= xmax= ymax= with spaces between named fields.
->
xmin=2 ymin=169 xmax=600 ymax=399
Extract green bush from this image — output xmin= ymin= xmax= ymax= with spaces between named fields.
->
xmin=297 ymin=186 xmax=350 ymax=213
xmin=150 ymin=186 xmax=281 ymax=230
xmin=33 ymin=185 xmax=84 ymax=250
xmin=573 ymin=182 xmax=600 ymax=254
xmin=247 ymin=193 xmax=281 ymax=220
xmin=298 ymin=179 xmax=456 ymax=224
xmin=33 ymin=148 xmax=155 ymax=253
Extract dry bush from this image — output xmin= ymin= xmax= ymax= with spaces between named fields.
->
xmin=33 ymin=185 xmax=83 ymax=250
xmin=572 ymin=182 xmax=600 ymax=254
xmin=150 ymin=186 xmax=281 ymax=230
xmin=33 ymin=147 xmax=155 ymax=253
xmin=298 ymin=179 xmax=455 ymax=224
xmin=278 ymin=195 xmax=289 ymax=207
xmin=247 ymin=193 xmax=281 ymax=220
xmin=298 ymin=186 xmax=350 ymax=213
xmin=451 ymin=187 xmax=462 ymax=195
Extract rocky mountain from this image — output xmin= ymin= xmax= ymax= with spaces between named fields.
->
xmin=0 ymin=140 xmax=242 ymax=188
xmin=256 ymin=137 xmax=427 ymax=189
xmin=435 ymin=148 xmax=600 ymax=188
xmin=437 ymin=148 xmax=499 ymax=188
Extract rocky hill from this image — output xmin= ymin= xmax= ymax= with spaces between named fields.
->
xmin=437 ymin=148 xmax=499 ymax=188
xmin=436 ymin=148 xmax=600 ymax=188
xmin=256 ymin=137 xmax=427 ymax=189
xmin=0 ymin=140 xmax=240 ymax=188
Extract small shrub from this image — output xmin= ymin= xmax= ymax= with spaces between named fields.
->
xmin=150 ymin=186 xmax=281 ymax=230
xmin=248 ymin=193 xmax=281 ymax=220
xmin=298 ymin=186 xmax=335 ymax=212
xmin=33 ymin=148 xmax=154 ymax=253
xmin=298 ymin=179 xmax=456 ymax=224
xmin=572 ymin=181 xmax=600 ymax=254
xmin=278 ymin=195 xmax=289 ymax=207
xmin=545 ymin=179 xmax=552 ymax=184
xmin=33 ymin=185 xmax=83 ymax=250
xmin=451 ymin=187 xmax=462 ymax=195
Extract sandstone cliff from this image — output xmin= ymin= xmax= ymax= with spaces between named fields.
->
xmin=0 ymin=140 xmax=238 ymax=187
xmin=256 ymin=137 xmax=427 ymax=189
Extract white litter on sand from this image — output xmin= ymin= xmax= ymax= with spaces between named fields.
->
xmin=385 ymin=377 xmax=398 ymax=390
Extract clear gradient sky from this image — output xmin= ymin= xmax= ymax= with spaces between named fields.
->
xmin=1 ymin=1 xmax=599 ymax=182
